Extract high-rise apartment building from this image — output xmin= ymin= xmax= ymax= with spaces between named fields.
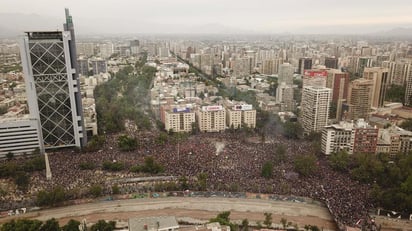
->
xmin=298 ymin=57 xmax=312 ymax=75
xmin=383 ymin=60 xmax=412 ymax=86
xmin=261 ymin=58 xmax=283 ymax=75
xmin=164 ymin=107 xmax=195 ymax=133
xmin=90 ymin=58 xmax=107 ymax=75
xmin=300 ymin=86 xmax=331 ymax=133
xmin=20 ymin=9 xmax=86 ymax=149
xmin=276 ymin=82 xmax=295 ymax=112
xmin=77 ymin=58 xmax=89 ymax=76
xmin=197 ymin=106 xmax=226 ymax=132
xmin=405 ymin=64 xmax=412 ymax=106
xmin=329 ymin=70 xmax=349 ymax=120
xmin=278 ymin=63 xmax=294 ymax=85
xmin=346 ymin=79 xmax=373 ymax=120
xmin=363 ymin=67 xmax=389 ymax=108
xmin=324 ymin=57 xmax=338 ymax=69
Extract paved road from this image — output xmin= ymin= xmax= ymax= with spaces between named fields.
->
xmin=1 ymin=197 xmax=337 ymax=230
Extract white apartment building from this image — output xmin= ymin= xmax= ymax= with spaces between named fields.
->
xmin=301 ymin=86 xmax=332 ymax=133
xmin=226 ymin=104 xmax=256 ymax=129
xmin=321 ymin=121 xmax=354 ymax=155
xmin=197 ymin=105 xmax=226 ymax=132
xmin=164 ymin=108 xmax=195 ymax=133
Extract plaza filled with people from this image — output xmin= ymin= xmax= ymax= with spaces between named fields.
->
xmin=0 ymin=129 xmax=373 ymax=227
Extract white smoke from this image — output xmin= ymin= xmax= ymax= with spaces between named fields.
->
xmin=215 ymin=141 xmax=225 ymax=156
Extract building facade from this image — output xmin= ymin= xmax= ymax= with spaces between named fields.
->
xmin=197 ymin=105 xmax=226 ymax=132
xmin=363 ymin=67 xmax=389 ymax=109
xmin=164 ymin=108 xmax=195 ymax=133
xmin=300 ymin=86 xmax=332 ymax=133
xmin=0 ymin=117 xmax=43 ymax=157
xmin=20 ymin=9 xmax=86 ymax=149
xmin=347 ymin=78 xmax=373 ymax=120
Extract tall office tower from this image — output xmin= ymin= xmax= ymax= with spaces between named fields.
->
xmin=324 ymin=57 xmax=338 ymax=69
xmin=363 ymin=67 xmax=389 ymax=108
xmin=98 ymin=43 xmax=114 ymax=58
xmin=298 ymin=57 xmax=312 ymax=75
xmin=383 ymin=60 xmax=412 ymax=86
xmin=261 ymin=58 xmax=283 ymax=75
xmin=347 ymin=79 xmax=373 ymax=120
xmin=278 ymin=63 xmax=294 ymax=85
xmin=326 ymin=70 xmax=349 ymax=120
xmin=90 ymin=58 xmax=107 ymax=75
xmin=130 ymin=40 xmax=140 ymax=55
xmin=300 ymin=86 xmax=332 ymax=134
xmin=356 ymin=57 xmax=373 ymax=77
xmin=20 ymin=9 xmax=86 ymax=149
xmin=276 ymin=82 xmax=295 ymax=112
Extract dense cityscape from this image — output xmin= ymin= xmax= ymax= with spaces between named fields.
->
xmin=0 ymin=1 xmax=412 ymax=231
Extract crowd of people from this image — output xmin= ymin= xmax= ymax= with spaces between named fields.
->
xmin=1 ymin=130 xmax=373 ymax=227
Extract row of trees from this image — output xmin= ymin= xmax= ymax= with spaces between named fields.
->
xmin=0 ymin=218 xmax=115 ymax=231
xmin=209 ymin=211 xmax=320 ymax=231
xmin=0 ymin=155 xmax=45 ymax=191
xmin=94 ymin=53 xmax=156 ymax=134
xmin=329 ymin=151 xmax=412 ymax=213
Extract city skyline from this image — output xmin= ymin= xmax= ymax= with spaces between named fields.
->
xmin=1 ymin=0 xmax=412 ymax=35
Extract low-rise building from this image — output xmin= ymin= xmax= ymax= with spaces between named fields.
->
xmin=128 ymin=216 xmax=179 ymax=231
xmin=0 ymin=116 xmax=43 ymax=158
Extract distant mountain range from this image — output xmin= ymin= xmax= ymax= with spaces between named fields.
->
xmin=0 ymin=12 xmax=411 ymax=38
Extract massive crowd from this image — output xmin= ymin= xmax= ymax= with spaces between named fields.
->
xmin=0 ymin=130 xmax=373 ymax=227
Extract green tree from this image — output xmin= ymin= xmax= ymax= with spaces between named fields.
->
xmin=329 ymin=150 xmax=349 ymax=172
xmin=14 ymin=171 xmax=30 ymax=191
xmin=280 ymin=218 xmax=288 ymax=229
xmin=112 ymin=184 xmax=120 ymax=195
xmin=118 ymin=135 xmax=138 ymax=151
xmin=36 ymin=185 xmax=66 ymax=206
xmin=0 ymin=106 xmax=8 ymax=115
xmin=178 ymin=176 xmax=189 ymax=190
xmin=241 ymin=219 xmax=249 ymax=231
xmin=62 ymin=219 xmax=81 ymax=231
xmin=282 ymin=121 xmax=303 ymax=139
xmin=385 ymin=84 xmax=405 ymax=103
xmin=275 ymin=145 xmax=286 ymax=162
xmin=210 ymin=211 xmax=231 ymax=226
xmin=89 ymin=184 xmax=103 ymax=198
xmin=40 ymin=218 xmax=61 ymax=231
xmin=261 ymin=161 xmax=273 ymax=179
xmin=5 ymin=152 xmax=14 ymax=160
xmin=197 ymin=172 xmax=208 ymax=191
xmin=294 ymin=155 xmax=317 ymax=177
xmin=90 ymin=220 xmax=116 ymax=231
xmin=1 ymin=219 xmax=43 ymax=231
xmin=399 ymin=118 xmax=412 ymax=131
xmin=263 ymin=212 xmax=272 ymax=228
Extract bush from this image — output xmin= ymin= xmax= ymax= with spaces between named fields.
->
xmin=36 ymin=186 xmax=66 ymax=206
xmin=294 ymin=155 xmax=317 ymax=177
xmin=79 ymin=162 xmax=96 ymax=170
xmin=261 ymin=161 xmax=273 ymax=179
xmin=118 ymin=135 xmax=138 ymax=151
xmin=102 ymin=161 xmax=124 ymax=171
xmin=89 ymin=184 xmax=103 ymax=198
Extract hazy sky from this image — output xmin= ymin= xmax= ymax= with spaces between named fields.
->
xmin=1 ymin=0 xmax=412 ymax=34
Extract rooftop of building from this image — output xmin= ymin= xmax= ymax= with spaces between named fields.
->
xmin=128 ymin=216 xmax=179 ymax=231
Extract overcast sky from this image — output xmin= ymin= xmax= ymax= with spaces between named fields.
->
xmin=1 ymin=0 xmax=412 ymax=34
